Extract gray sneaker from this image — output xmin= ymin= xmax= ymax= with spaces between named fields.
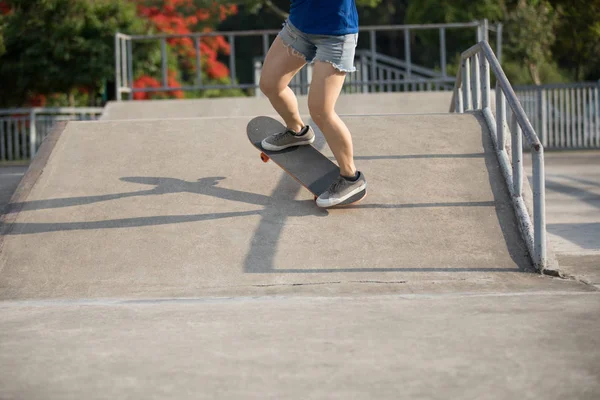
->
xmin=261 ymin=125 xmax=315 ymax=151
xmin=316 ymin=171 xmax=367 ymax=208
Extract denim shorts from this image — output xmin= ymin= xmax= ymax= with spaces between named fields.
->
xmin=278 ymin=19 xmax=358 ymax=73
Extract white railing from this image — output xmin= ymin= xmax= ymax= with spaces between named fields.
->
xmin=116 ymin=20 xmax=501 ymax=100
xmin=450 ymin=41 xmax=547 ymax=271
xmin=0 ymin=108 xmax=103 ymax=161
xmin=515 ymin=82 xmax=600 ymax=149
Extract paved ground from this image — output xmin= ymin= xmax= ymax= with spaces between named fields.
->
xmin=525 ymin=150 xmax=600 ymax=286
xmin=1 ymin=292 xmax=598 ymax=400
xmin=0 ymin=94 xmax=598 ymax=399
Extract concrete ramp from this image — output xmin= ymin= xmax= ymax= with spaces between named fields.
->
xmin=101 ymin=91 xmax=454 ymax=120
xmin=0 ymin=112 xmax=534 ymax=300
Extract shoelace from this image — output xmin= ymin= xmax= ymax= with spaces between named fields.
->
xmin=326 ymin=176 xmax=345 ymax=194
xmin=272 ymin=129 xmax=297 ymax=143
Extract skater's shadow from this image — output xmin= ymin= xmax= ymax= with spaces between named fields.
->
xmin=1 ymin=175 xmax=327 ymax=235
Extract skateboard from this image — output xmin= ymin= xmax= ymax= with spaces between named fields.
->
xmin=246 ymin=116 xmax=366 ymax=205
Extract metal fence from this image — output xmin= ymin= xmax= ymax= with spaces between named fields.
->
xmin=253 ymin=50 xmax=456 ymax=97
xmin=115 ymin=20 xmax=502 ymax=100
xmin=450 ymin=41 xmax=547 ymax=272
xmin=0 ymin=108 xmax=103 ymax=161
xmin=514 ymin=82 xmax=600 ymax=149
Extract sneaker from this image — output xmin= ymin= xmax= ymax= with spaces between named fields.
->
xmin=316 ymin=171 xmax=367 ymax=208
xmin=261 ymin=125 xmax=315 ymax=151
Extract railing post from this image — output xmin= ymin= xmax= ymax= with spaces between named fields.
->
xmin=497 ymin=83 xmax=506 ymax=151
xmin=29 ymin=109 xmax=37 ymax=159
xmin=533 ymin=147 xmax=546 ymax=269
xmin=439 ymin=28 xmax=447 ymax=77
xmin=161 ymin=38 xmax=168 ymax=88
xmin=115 ymin=34 xmax=121 ymax=101
xmin=127 ymin=39 xmax=134 ymax=100
xmin=462 ymin=58 xmax=472 ymax=110
xmin=511 ymin=113 xmax=523 ymax=196
xmin=455 ymin=87 xmax=464 ymax=113
xmin=496 ymin=23 xmax=503 ymax=64
xmin=361 ymin=53 xmax=368 ymax=93
xmin=195 ymin=36 xmax=203 ymax=87
xmin=228 ymin=34 xmax=236 ymax=84
xmin=538 ymin=88 xmax=547 ymax=147
xmin=121 ymin=37 xmax=127 ymax=93
xmin=480 ymin=49 xmax=490 ymax=109
xmin=254 ymin=60 xmax=262 ymax=97
xmin=472 ymin=53 xmax=480 ymax=109
xmin=369 ymin=30 xmax=376 ymax=93
xmin=404 ymin=28 xmax=412 ymax=90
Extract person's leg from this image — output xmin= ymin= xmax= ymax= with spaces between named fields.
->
xmin=307 ymin=61 xmax=357 ymax=178
xmin=308 ymin=33 xmax=367 ymax=207
xmin=259 ymin=35 xmax=307 ymax=133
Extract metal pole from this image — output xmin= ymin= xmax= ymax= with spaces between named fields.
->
xmin=361 ymin=53 xmax=368 ymax=93
xmin=472 ymin=53 xmax=480 ymax=109
xmin=539 ymin=88 xmax=547 ymax=147
xmin=0 ymin=118 xmax=5 ymax=161
xmin=440 ymin=28 xmax=447 ymax=77
xmin=480 ymin=51 xmax=490 ymax=109
xmin=121 ymin=37 xmax=127 ymax=90
xmin=496 ymin=23 xmax=503 ymax=64
xmin=228 ymin=34 xmax=236 ymax=84
xmin=482 ymin=19 xmax=489 ymax=42
xmin=370 ymin=30 xmax=376 ymax=93
xmin=127 ymin=39 xmax=134 ymax=100
xmin=532 ymin=149 xmax=546 ymax=269
xmin=161 ymin=38 xmax=168 ymax=88
xmin=511 ymin=113 xmax=523 ymax=196
xmin=462 ymin=58 xmax=471 ymax=110
xmin=262 ymin=33 xmax=269 ymax=57
xmin=115 ymin=35 xmax=121 ymax=101
xmin=594 ymin=82 xmax=600 ymax=146
xmin=195 ymin=37 xmax=202 ymax=87
xmin=404 ymin=28 xmax=412 ymax=91
xmin=29 ymin=109 xmax=37 ymax=159
xmin=497 ymin=83 xmax=506 ymax=151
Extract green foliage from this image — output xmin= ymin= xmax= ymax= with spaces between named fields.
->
xmin=550 ymin=0 xmax=600 ymax=81
xmin=405 ymin=0 xmax=503 ymax=72
xmin=0 ymin=0 xmax=155 ymax=107
xmin=503 ymin=1 xmax=557 ymax=84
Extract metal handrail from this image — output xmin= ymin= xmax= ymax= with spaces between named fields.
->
xmin=450 ymin=40 xmax=547 ymax=271
xmin=115 ymin=20 xmax=502 ymax=100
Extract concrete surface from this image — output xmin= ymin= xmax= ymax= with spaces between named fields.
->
xmin=1 ymin=103 xmax=599 ymax=399
xmin=525 ymin=151 xmax=600 ymax=286
xmin=100 ymin=91 xmax=455 ymax=120
xmin=0 ymin=113 xmax=540 ymax=300
xmin=1 ymin=292 xmax=599 ymax=400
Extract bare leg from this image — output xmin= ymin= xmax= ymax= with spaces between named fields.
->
xmin=260 ymin=36 xmax=307 ymax=132
xmin=307 ymin=61 xmax=357 ymax=177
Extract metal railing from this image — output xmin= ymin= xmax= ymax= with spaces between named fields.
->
xmin=115 ymin=20 xmax=502 ymax=100
xmin=253 ymin=50 xmax=456 ymax=97
xmin=450 ymin=41 xmax=547 ymax=271
xmin=0 ymin=108 xmax=103 ymax=161
xmin=515 ymin=82 xmax=600 ymax=149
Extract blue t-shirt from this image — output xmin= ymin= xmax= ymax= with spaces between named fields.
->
xmin=288 ymin=0 xmax=359 ymax=35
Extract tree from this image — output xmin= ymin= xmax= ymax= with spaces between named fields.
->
xmin=503 ymin=0 xmax=557 ymax=85
xmin=132 ymin=0 xmax=242 ymax=100
xmin=405 ymin=0 xmax=504 ymax=72
xmin=550 ymin=0 xmax=600 ymax=81
xmin=0 ymin=0 xmax=154 ymax=107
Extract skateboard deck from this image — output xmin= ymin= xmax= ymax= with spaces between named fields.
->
xmin=246 ymin=116 xmax=366 ymax=205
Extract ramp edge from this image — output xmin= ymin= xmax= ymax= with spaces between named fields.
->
xmin=0 ymin=121 xmax=68 ymax=248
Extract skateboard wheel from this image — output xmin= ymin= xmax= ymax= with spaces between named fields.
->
xmin=260 ymin=152 xmax=270 ymax=163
